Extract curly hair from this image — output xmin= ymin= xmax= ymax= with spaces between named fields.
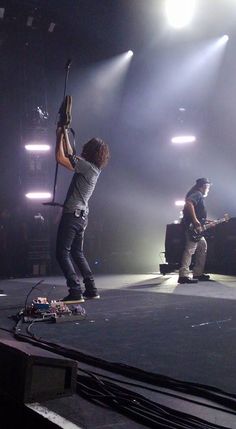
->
xmin=81 ymin=138 xmax=110 ymax=169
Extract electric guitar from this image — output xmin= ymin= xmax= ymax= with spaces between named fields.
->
xmin=58 ymin=95 xmax=72 ymax=128
xmin=188 ymin=214 xmax=230 ymax=242
xmin=57 ymin=95 xmax=76 ymax=157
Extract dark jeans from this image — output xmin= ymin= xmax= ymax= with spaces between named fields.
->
xmin=56 ymin=212 xmax=95 ymax=293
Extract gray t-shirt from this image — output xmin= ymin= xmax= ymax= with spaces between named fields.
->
xmin=63 ymin=157 xmax=100 ymax=213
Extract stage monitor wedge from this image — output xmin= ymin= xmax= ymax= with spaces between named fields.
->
xmin=0 ymin=337 xmax=77 ymax=403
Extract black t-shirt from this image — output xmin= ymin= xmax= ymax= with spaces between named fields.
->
xmin=183 ymin=190 xmax=207 ymax=226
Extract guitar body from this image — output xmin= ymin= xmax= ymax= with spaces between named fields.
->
xmin=57 ymin=95 xmax=76 ymax=157
xmin=187 ymin=214 xmax=230 ymax=243
xmin=187 ymin=224 xmax=204 ymax=242
xmin=58 ymin=95 xmax=72 ymax=128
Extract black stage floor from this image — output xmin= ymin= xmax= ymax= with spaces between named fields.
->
xmin=1 ymin=273 xmax=236 ymax=428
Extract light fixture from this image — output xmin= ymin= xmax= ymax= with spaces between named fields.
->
xmin=25 ymin=192 xmax=52 ymax=200
xmin=165 ymin=0 xmax=196 ymax=29
xmin=25 ymin=144 xmax=50 ymax=152
xmin=175 ymin=200 xmax=185 ymax=206
xmin=171 ymin=135 xmax=196 ymax=144
xmin=217 ymin=34 xmax=229 ymax=46
xmin=48 ymin=22 xmax=56 ymax=33
xmin=26 ymin=16 xmax=34 ymax=27
xmin=127 ymin=50 xmax=134 ymax=58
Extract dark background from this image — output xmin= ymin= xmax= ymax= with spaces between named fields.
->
xmin=0 ymin=0 xmax=236 ymax=275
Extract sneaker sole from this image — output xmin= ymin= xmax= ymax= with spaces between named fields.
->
xmin=61 ymin=298 xmax=85 ymax=304
xmin=83 ymin=295 xmax=100 ymax=300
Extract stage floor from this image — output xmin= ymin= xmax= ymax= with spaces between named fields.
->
xmin=1 ymin=273 xmax=236 ymax=428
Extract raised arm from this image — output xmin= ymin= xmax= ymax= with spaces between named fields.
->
xmin=55 ymin=126 xmax=75 ymax=171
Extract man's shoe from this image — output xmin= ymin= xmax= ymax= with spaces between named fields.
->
xmin=61 ymin=291 xmax=84 ymax=304
xmin=83 ymin=291 xmax=100 ymax=300
xmin=178 ymin=276 xmax=198 ymax=284
xmin=193 ymin=274 xmax=211 ymax=281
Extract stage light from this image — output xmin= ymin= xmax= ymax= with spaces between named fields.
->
xmin=127 ymin=50 xmax=134 ymax=58
xmin=27 ymin=16 xmax=34 ymax=27
xmin=222 ymin=35 xmax=229 ymax=43
xmin=217 ymin=34 xmax=229 ymax=46
xmin=175 ymin=200 xmax=185 ymax=206
xmin=48 ymin=22 xmax=56 ymax=33
xmin=25 ymin=192 xmax=52 ymax=200
xmin=165 ymin=0 xmax=196 ymax=29
xmin=85 ymin=50 xmax=133 ymax=114
xmin=25 ymin=144 xmax=50 ymax=152
xmin=171 ymin=135 xmax=196 ymax=144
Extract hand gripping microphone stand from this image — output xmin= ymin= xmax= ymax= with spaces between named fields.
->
xmin=43 ymin=59 xmax=73 ymax=208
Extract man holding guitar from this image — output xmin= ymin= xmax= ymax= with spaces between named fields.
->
xmin=178 ymin=177 xmax=213 ymax=284
xmin=55 ymin=97 xmax=110 ymax=303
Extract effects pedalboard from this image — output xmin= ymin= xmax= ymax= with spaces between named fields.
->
xmin=22 ymin=297 xmax=86 ymax=323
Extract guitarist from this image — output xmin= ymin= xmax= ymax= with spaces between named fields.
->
xmin=178 ymin=178 xmax=212 ymax=284
xmin=55 ymin=123 xmax=110 ymax=303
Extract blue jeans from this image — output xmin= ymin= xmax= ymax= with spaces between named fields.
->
xmin=56 ymin=212 xmax=95 ymax=293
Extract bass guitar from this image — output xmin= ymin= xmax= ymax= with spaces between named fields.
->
xmin=188 ymin=214 xmax=230 ymax=242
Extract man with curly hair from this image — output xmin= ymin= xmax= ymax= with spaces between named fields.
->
xmin=55 ymin=126 xmax=110 ymax=303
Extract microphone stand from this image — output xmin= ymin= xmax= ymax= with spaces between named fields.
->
xmin=43 ymin=59 xmax=72 ymax=208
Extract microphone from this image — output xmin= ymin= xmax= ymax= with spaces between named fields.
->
xmin=65 ymin=59 xmax=72 ymax=70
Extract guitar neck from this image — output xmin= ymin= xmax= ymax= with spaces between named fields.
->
xmin=203 ymin=218 xmax=226 ymax=231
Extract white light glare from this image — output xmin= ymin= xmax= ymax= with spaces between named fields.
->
xmin=165 ymin=0 xmax=196 ymax=29
xmin=127 ymin=50 xmax=134 ymax=58
xmin=25 ymin=192 xmax=52 ymax=200
xmin=25 ymin=144 xmax=50 ymax=152
xmin=175 ymin=200 xmax=185 ymax=207
xmin=217 ymin=35 xmax=229 ymax=46
xmin=171 ymin=135 xmax=196 ymax=144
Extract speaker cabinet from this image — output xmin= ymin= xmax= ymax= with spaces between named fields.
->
xmin=163 ymin=218 xmax=236 ymax=275
xmin=165 ymin=223 xmax=185 ymax=264
xmin=213 ymin=218 xmax=236 ymax=274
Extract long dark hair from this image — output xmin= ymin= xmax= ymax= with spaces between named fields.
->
xmin=186 ymin=184 xmax=198 ymax=198
xmin=81 ymin=138 xmax=110 ymax=169
xmin=186 ymin=181 xmax=205 ymax=198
